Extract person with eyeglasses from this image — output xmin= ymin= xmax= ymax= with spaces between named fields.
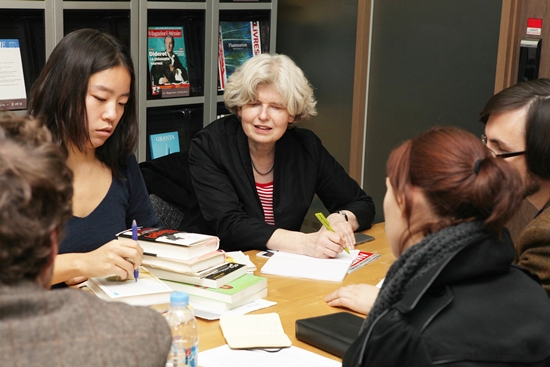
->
xmin=479 ymin=78 xmax=550 ymax=299
xmin=341 ymin=126 xmax=550 ymax=367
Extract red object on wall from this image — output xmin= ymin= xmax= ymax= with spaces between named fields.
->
xmin=527 ymin=18 xmax=543 ymax=29
xmin=527 ymin=18 xmax=543 ymax=36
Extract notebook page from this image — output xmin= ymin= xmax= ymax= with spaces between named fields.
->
xmin=260 ymin=250 xmax=359 ymax=282
xmin=199 ymin=345 xmax=340 ymax=367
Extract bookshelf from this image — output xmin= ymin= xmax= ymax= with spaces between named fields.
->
xmin=0 ymin=0 xmax=278 ymax=162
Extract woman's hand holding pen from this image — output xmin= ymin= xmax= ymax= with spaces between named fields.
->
xmin=78 ymin=239 xmax=143 ymax=280
xmin=298 ymin=231 xmax=347 ymax=259
xmin=326 ymin=212 xmax=356 ymax=251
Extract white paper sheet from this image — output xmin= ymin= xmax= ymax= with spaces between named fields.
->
xmin=260 ymin=250 xmax=359 ymax=282
xmin=192 ymin=299 xmax=277 ymax=320
xmin=199 ymin=344 xmax=340 ymax=367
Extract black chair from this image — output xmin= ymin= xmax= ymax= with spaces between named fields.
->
xmin=139 ymin=151 xmax=193 ymax=229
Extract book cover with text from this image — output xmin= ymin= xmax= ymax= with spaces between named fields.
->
xmin=147 ymin=26 xmax=190 ymax=98
xmin=218 ymin=21 xmax=262 ymax=90
xmin=149 ymin=131 xmax=180 ymax=159
xmin=118 ymin=227 xmax=220 ymax=261
xmin=0 ymin=39 xmax=27 ymax=111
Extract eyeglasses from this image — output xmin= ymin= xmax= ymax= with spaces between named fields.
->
xmin=481 ymin=134 xmax=526 ymax=158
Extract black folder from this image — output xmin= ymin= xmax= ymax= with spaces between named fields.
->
xmin=295 ymin=312 xmax=365 ymax=358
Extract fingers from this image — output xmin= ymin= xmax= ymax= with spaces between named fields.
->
xmin=324 ymin=285 xmax=353 ymax=302
xmin=346 ymin=231 xmax=356 ymax=250
xmin=81 ymin=240 xmax=143 ymax=280
xmin=118 ymin=240 xmax=144 ymax=266
xmin=313 ymin=235 xmax=343 ymax=258
xmin=65 ymin=276 xmax=89 ymax=286
xmin=324 ymin=287 xmax=357 ymax=311
xmin=326 ymin=297 xmax=348 ymax=308
xmin=111 ymin=240 xmax=143 ymax=278
xmin=324 ymin=284 xmax=380 ymax=315
xmin=301 ymin=231 xmax=348 ymax=258
xmin=331 ymin=216 xmax=355 ymax=250
xmin=323 ymin=231 xmax=348 ymax=256
xmin=324 ymin=289 xmax=339 ymax=303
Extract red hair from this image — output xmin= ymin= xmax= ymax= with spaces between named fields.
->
xmin=386 ymin=126 xmax=523 ymax=236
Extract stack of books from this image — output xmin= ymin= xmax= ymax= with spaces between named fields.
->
xmin=164 ymin=274 xmax=268 ymax=312
xmin=117 ymin=227 xmax=268 ymax=311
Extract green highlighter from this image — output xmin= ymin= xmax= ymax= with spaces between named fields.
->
xmin=315 ymin=212 xmax=350 ymax=254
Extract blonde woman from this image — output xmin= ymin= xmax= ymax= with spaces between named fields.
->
xmin=182 ymin=54 xmax=375 ymax=257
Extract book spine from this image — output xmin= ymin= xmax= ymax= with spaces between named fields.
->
xmin=218 ymin=25 xmax=226 ymax=90
xmin=201 ymin=262 xmax=244 ymax=280
xmin=189 ymin=287 xmax=268 ymax=311
xmin=148 ymin=262 xmax=245 ymax=288
xmin=151 ymin=268 xmax=219 ymax=288
xmin=251 ymin=21 xmax=261 ymax=56
xmin=296 ymin=323 xmax=350 ymax=358
xmin=162 ymin=276 xmax=266 ymax=303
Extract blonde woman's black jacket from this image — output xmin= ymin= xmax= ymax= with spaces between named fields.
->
xmin=181 ymin=115 xmax=375 ymax=251
xmin=343 ymin=232 xmax=550 ymax=367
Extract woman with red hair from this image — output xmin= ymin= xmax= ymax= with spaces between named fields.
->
xmin=342 ymin=126 xmax=550 ymax=366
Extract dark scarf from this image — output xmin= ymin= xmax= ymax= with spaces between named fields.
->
xmin=361 ymin=220 xmax=487 ymax=332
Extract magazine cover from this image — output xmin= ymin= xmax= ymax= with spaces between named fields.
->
xmin=0 ymin=39 xmax=27 ymax=110
xmin=147 ymin=26 xmax=190 ymax=98
xmin=218 ymin=21 xmax=262 ymax=91
xmin=149 ymin=131 xmax=180 ymax=159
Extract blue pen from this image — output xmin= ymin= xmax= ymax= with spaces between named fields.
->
xmin=132 ymin=219 xmax=139 ymax=281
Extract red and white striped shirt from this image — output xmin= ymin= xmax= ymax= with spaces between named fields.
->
xmin=256 ymin=181 xmax=275 ymax=225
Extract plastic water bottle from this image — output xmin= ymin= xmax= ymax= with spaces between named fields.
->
xmin=165 ymin=292 xmax=198 ymax=367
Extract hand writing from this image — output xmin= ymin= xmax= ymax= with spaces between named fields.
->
xmin=78 ymin=239 xmax=143 ymax=280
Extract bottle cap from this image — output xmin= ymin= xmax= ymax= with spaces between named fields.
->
xmin=170 ymin=291 xmax=189 ymax=307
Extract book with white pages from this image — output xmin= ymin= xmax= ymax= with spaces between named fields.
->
xmin=161 ymin=273 xmax=267 ymax=304
xmin=260 ymin=250 xmax=359 ymax=282
xmin=117 ymin=227 xmax=219 ymax=261
xmin=85 ymin=267 xmax=173 ymax=306
xmin=147 ymin=262 xmax=248 ymax=288
xmin=142 ymin=250 xmax=226 ymax=274
xmin=190 ymin=287 xmax=269 ymax=315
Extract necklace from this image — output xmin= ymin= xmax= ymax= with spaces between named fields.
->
xmin=251 ymin=159 xmax=274 ymax=175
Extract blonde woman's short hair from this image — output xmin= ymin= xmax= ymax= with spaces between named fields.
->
xmin=223 ymin=53 xmax=317 ymax=124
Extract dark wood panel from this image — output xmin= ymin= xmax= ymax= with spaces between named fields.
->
xmin=361 ymin=0 xmax=502 ymax=223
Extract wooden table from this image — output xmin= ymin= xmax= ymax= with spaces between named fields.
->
xmin=197 ymin=222 xmax=395 ymax=361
